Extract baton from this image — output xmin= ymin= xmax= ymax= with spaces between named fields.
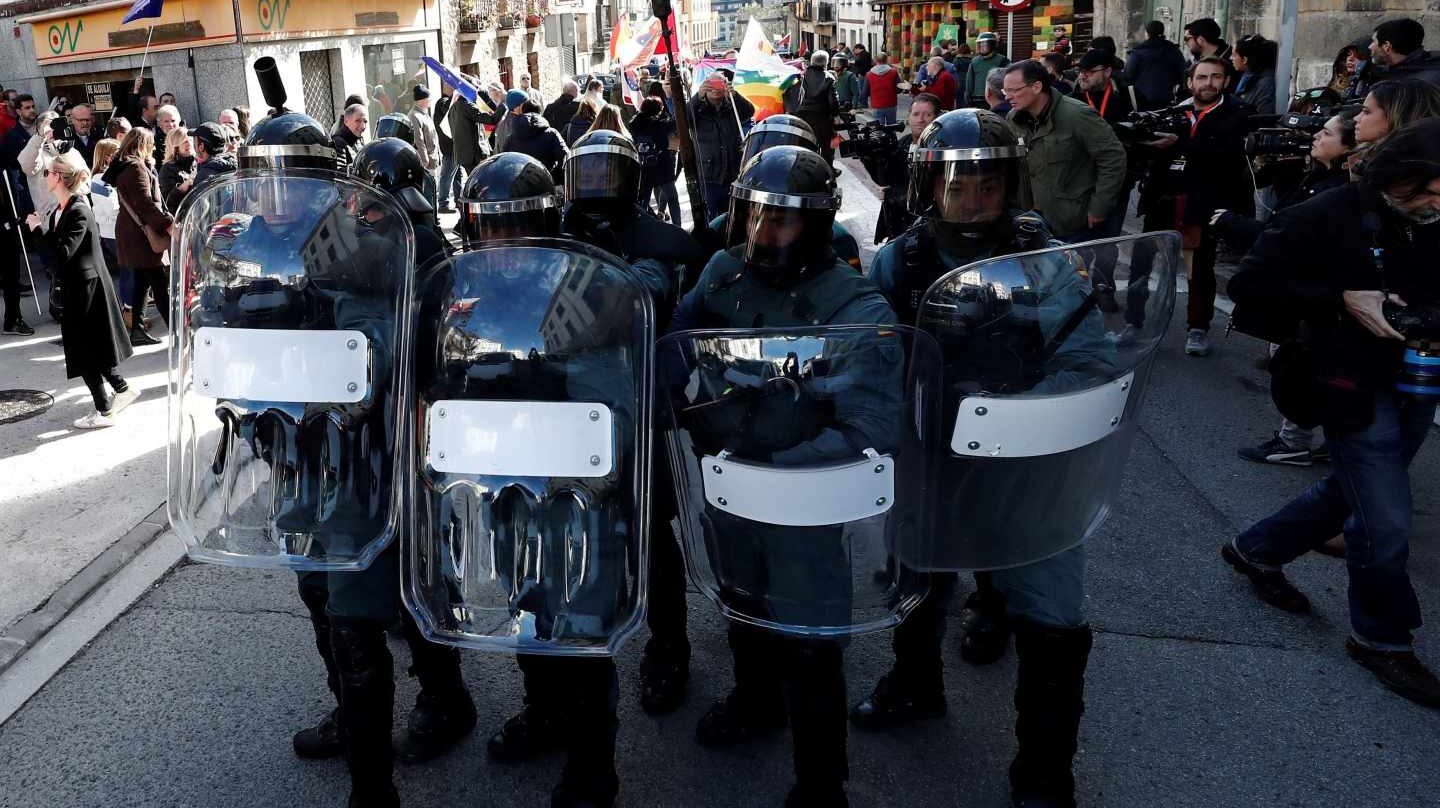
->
xmin=2 ymin=170 xmax=42 ymax=319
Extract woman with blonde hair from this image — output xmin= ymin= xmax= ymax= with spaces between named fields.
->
xmin=105 ymin=126 xmax=174 ymax=346
xmin=88 ymin=137 xmax=126 ymax=315
xmin=563 ymin=96 xmax=601 ymax=146
xmin=588 ymin=103 xmax=630 ymax=138
xmin=24 ymin=149 xmax=136 ymax=428
xmin=158 ymin=125 xmax=196 ymax=213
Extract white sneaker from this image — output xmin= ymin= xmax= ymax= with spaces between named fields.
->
xmin=109 ymin=387 xmax=140 ymax=414
xmin=74 ymin=411 xmax=115 ymax=429
xmin=1185 ymin=328 xmax=1210 ymax=357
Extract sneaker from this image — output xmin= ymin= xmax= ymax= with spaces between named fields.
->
xmin=1310 ymin=443 xmax=1331 ymax=463
xmin=2 ymin=319 xmax=35 ymax=336
xmin=74 ymin=411 xmax=116 ymax=429
xmin=1220 ymin=542 xmax=1311 ymax=614
xmin=1237 ymin=434 xmax=1313 ymax=467
xmin=1185 ymin=328 xmax=1210 ymax=356
xmin=1346 ymin=638 xmax=1440 ymax=709
xmin=109 ymin=387 xmax=140 ymax=415
xmin=1107 ymin=324 xmax=1141 ymax=346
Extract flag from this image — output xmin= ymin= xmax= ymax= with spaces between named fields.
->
xmin=733 ymin=18 xmax=800 ymax=121
xmin=121 ymin=0 xmax=163 ymax=25
xmin=612 ymin=18 xmax=664 ymax=107
xmin=422 ymin=57 xmax=479 ymax=104
xmin=653 ymin=11 xmax=691 ymax=60
xmin=775 ymin=33 xmax=791 ymax=50
xmin=607 ymin=18 xmax=631 ymax=64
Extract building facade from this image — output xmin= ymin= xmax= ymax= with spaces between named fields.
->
xmin=873 ymin=0 xmax=1088 ymax=80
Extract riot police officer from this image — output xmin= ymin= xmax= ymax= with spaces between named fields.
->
xmin=455 ymin=151 xmax=626 ymax=808
xmin=351 ymin=137 xmax=450 ymax=271
xmin=670 ymin=145 xmax=898 ymax=808
xmin=709 ymin=114 xmax=864 ymax=271
xmin=375 ymin=112 xmax=415 ymax=144
xmin=856 ymin=108 xmax=1100 ymax=808
xmin=556 ymin=129 xmax=708 ymax=716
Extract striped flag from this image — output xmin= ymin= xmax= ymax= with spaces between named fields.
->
xmin=733 ymin=18 xmax=800 ymax=121
xmin=121 ymin=0 xmax=164 ymax=25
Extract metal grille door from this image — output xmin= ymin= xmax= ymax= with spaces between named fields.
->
xmin=301 ymin=50 xmax=337 ymax=129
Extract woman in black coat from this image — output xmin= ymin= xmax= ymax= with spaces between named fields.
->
xmin=26 ymin=149 xmax=137 ymax=429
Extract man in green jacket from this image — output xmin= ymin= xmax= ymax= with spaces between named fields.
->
xmin=963 ymin=32 xmax=1011 ymax=107
xmin=834 ymin=53 xmax=861 ymax=108
xmin=1003 ymin=59 xmax=1128 ymax=242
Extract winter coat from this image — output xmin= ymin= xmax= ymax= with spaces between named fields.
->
xmin=542 ymin=94 xmax=581 ymax=132
xmin=111 ymin=155 xmax=173 ymax=269
xmin=17 ymin=129 xmax=56 ymax=221
xmin=920 ymin=68 xmax=959 ymax=110
xmin=1380 ymin=49 xmax=1440 ymax=88
xmin=631 ymin=109 xmax=678 ymax=185
xmin=1124 ymin=37 xmax=1188 ymax=109
xmin=501 ymin=113 xmax=569 ymax=182
xmin=89 ymin=179 xmax=119 ymax=240
xmin=788 ymin=67 xmax=840 ymax=146
xmin=963 ymin=52 xmax=1011 ymax=103
xmin=563 ymin=113 xmax=595 ymax=147
xmin=331 ymin=128 xmax=363 ymax=173
xmin=191 ymin=152 xmax=237 ymax=192
xmin=690 ymin=93 xmax=755 ymax=186
xmin=447 ymin=95 xmax=490 ymax=169
xmin=851 ymin=50 xmax=873 ymax=78
xmin=1234 ymin=70 xmax=1277 ymax=115
xmin=409 ymin=106 xmax=442 ymax=173
xmin=158 ymin=154 xmax=196 ymax=214
xmin=1212 ymin=163 xmax=1348 ymax=252
xmin=1008 ymin=88 xmax=1129 ymax=238
xmin=42 ymin=196 xmax=131 ymax=378
xmin=866 ymin=64 xmax=901 ymax=109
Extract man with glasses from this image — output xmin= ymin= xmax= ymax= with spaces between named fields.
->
xmin=1004 ymin=59 xmax=1127 ymax=244
xmin=65 ymin=104 xmax=98 ymax=168
xmin=1182 ymin=18 xmax=1237 ymax=85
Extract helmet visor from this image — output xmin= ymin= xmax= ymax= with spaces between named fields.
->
xmin=730 ymin=195 xmax=836 ymax=278
xmin=563 ymin=143 xmax=641 ymax=205
xmin=742 ymin=124 xmax=818 ymax=164
xmin=907 ymin=147 xmax=1026 ymax=226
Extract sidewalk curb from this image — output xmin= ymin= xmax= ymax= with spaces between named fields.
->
xmin=0 ymin=504 xmax=173 ymax=676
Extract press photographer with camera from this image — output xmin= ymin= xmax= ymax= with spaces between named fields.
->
xmin=848 ymin=92 xmax=938 ymax=244
xmin=1139 ymin=56 xmax=1255 ymax=357
xmin=1223 ymin=119 xmax=1440 ymax=709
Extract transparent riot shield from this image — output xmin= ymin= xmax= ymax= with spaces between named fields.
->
xmin=658 ymin=325 xmax=943 ymax=638
xmin=915 ymin=231 xmax=1181 ymax=571
xmin=167 ymin=172 xmax=415 ymax=570
xmin=402 ymin=240 xmax=653 ymax=656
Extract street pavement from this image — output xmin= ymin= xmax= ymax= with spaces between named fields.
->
xmin=3 ymin=163 xmax=1440 ymax=808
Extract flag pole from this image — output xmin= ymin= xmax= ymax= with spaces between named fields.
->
xmin=655 ymin=2 xmax=709 ymax=233
xmin=3 ymin=173 xmax=42 ymax=319
xmin=137 ymin=25 xmax=155 ymax=84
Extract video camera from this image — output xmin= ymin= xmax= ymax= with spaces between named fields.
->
xmin=1114 ymin=105 xmax=1190 ymax=143
xmin=835 ymin=110 xmax=905 ymax=161
xmin=1385 ymin=301 xmax=1440 ymax=399
xmin=1245 ymin=101 xmax=1358 ymax=158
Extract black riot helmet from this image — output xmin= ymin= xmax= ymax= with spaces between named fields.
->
xmin=740 ymin=113 xmax=817 ymax=164
xmin=458 ymin=152 xmax=562 ymax=245
xmin=240 ymin=57 xmax=338 ymax=171
xmin=907 ymin=108 xmax=1028 ymax=231
xmin=727 ymin=145 xmax=841 ymax=284
xmin=352 ymin=138 xmax=432 ymax=215
xmin=374 ymin=113 xmax=414 ymax=145
xmin=563 ymin=129 xmax=641 ymax=212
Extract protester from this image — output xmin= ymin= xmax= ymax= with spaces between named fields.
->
xmin=788 ymin=51 xmax=841 ymax=163
xmin=409 ymin=86 xmax=442 ymax=210
xmin=66 ymin=103 xmax=99 ymax=169
xmin=985 ymin=67 xmax=1011 ymax=114
xmin=1042 ymin=53 xmax=1074 ymax=96
xmin=690 ymin=74 xmax=754 ymax=217
xmin=631 ymin=93 xmax=680 ymax=225
xmin=865 ymin=52 xmax=901 ymax=125
xmin=588 ymin=104 xmax=630 ymax=138
xmin=158 ymin=127 xmax=196 ymax=214
xmin=88 ymin=138 xmax=123 ymax=319
xmin=919 ymin=55 xmax=960 ymax=110
xmin=24 ymin=148 xmax=136 ymax=429
xmin=563 ymin=96 xmax=600 ymax=146
xmin=542 ymin=80 xmax=581 ymax=132
xmin=332 ymin=104 xmax=368 ymax=172
xmin=499 ymin=92 xmax=568 ymax=184
xmin=189 ymin=122 xmax=236 ymax=196
xmin=107 ymin=126 xmax=173 ymax=347
xmin=18 ymin=111 xmax=60 ymax=223
xmin=154 ymin=104 xmax=181 ymax=166
xmin=851 ymin=43 xmax=873 ymax=107
xmin=105 ymin=115 xmax=132 ymax=141
xmin=1126 ymin=20 xmax=1189 ymax=109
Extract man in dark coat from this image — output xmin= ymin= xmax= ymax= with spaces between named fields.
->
xmin=1369 ymin=18 xmax=1440 ymax=88
xmin=332 ymin=104 xmax=368 ymax=173
xmin=542 ymin=81 xmax=582 ymax=132
xmin=787 ymin=52 xmax=841 ymax=164
xmin=690 ymin=74 xmax=755 ymax=220
xmin=447 ymin=91 xmax=491 ymax=173
xmin=1125 ymin=20 xmax=1188 ymax=109
xmin=499 ymin=105 xmax=568 ymax=184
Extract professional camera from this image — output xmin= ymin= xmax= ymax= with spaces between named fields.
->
xmin=835 ymin=111 xmax=905 ymax=161
xmin=1384 ymin=301 xmax=1440 ymax=399
xmin=1114 ymin=105 xmax=1189 ymax=143
xmin=1245 ymin=102 xmax=1357 ymax=158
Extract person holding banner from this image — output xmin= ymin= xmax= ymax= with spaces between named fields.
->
xmin=690 ymin=74 xmax=755 ymax=218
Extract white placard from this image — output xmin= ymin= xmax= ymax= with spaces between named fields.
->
xmin=701 ymin=452 xmax=895 ymax=527
xmin=192 ymin=327 xmax=370 ymax=403
xmin=426 ymin=400 xmax=614 ymax=478
xmin=951 ymin=372 xmax=1135 ymax=458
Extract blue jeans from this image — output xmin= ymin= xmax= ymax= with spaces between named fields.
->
xmin=872 ymin=107 xmax=897 ymax=126
xmin=1236 ymin=392 xmax=1436 ymax=649
xmin=653 ymin=180 xmax=682 ymax=226
xmin=703 ymin=182 xmax=731 ymax=223
xmin=439 ymin=154 xmax=464 ymax=209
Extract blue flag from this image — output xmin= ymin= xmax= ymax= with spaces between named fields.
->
xmin=121 ymin=0 xmax=164 ymax=24
xmin=421 ymin=57 xmax=478 ymax=104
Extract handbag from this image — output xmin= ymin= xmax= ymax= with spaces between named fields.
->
xmin=117 ymin=183 xmax=171 ymax=257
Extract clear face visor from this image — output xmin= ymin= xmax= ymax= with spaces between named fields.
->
xmin=907 ymin=155 xmax=1023 ymax=227
xmin=563 ymin=145 xmax=641 ymax=206
xmin=728 ymin=191 xmax=837 ymax=277
xmin=741 ymin=125 xmax=818 ymax=165
xmin=460 ymin=195 xmax=562 ymax=244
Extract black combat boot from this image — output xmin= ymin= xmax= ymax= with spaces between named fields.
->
xmin=852 ymin=578 xmax=949 ymax=730
xmin=489 ymin=654 xmax=567 ymax=763
xmin=331 ymin=619 xmax=399 ymax=808
xmin=697 ymin=625 xmax=788 ymax=747
xmin=551 ymin=658 xmax=621 ymax=808
xmin=638 ymin=635 xmax=690 ymax=716
xmin=849 ymin=672 xmax=947 ymax=730
xmin=293 ymin=572 xmax=345 ymax=760
xmin=958 ymin=573 xmax=1011 ymax=666
xmin=784 ymin=782 xmax=849 ymax=808
xmin=784 ymin=640 xmax=849 ymax=808
xmin=394 ymin=614 xmax=477 ymax=764
xmin=1009 ymin=620 xmax=1093 ymax=808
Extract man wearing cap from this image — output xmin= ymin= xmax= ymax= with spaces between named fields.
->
xmin=498 ymin=89 xmax=569 ymax=183
xmin=690 ymin=74 xmax=755 ymax=219
xmin=1073 ymin=49 xmax=1133 ymax=126
xmin=190 ymin=122 xmax=237 ymax=197
xmin=964 ymin=33 xmax=1011 ymax=108
xmin=408 ymin=85 xmax=443 ymax=212
xmin=494 ymin=89 xmax=529 ymax=153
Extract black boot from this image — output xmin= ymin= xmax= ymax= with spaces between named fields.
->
xmin=129 ymin=325 xmax=160 ymax=346
xmin=1009 ymin=621 xmax=1093 ymax=808
xmin=395 ymin=614 xmax=476 ymax=764
xmin=331 ymin=619 xmax=398 ymax=807
xmin=695 ymin=686 xmax=788 ymax=748
xmin=552 ymin=658 xmax=621 ymax=808
xmin=294 ymin=572 xmax=345 ymax=760
xmin=638 ymin=636 xmax=690 ymax=716
xmin=784 ymin=782 xmax=849 ymax=808
xmin=849 ymin=672 xmax=946 ymax=730
xmin=958 ymin=573 xmax=1011 ymax=666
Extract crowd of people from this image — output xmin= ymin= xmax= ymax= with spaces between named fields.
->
xmin=2 ymin=15 xmax=1440 ymax=808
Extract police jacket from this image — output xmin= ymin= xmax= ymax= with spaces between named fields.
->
xmin=670 ymin=247 xmax=901 ymax=465
xmin=1212 ymin=164 xmax=1348 ymax=252
xmin=690 ymin=93 xmax=756 ymax=185
xmin=1009 ymin=88 xmax=1129 ymax=238
xmin=502 ymin=113 xmax=569 ymax=183
xmin=564 ymin=204 xmax=707 ymax=305
xmin=1229 ymin=183 xmax=1440 ymax=396
xmin=964 ymin=52 xmax=1011 ymax=101
xmin=1123 ymin=37 xmax=1187 ymax=109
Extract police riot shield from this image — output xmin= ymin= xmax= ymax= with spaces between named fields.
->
xmin=167 ymin=172 xmax=415 ymax=570
xmin=916 ymin=231 xmax=1181 ymax=571
xmin=402 ymin=240 xmax=653 ymax=656
xmin=658 ymin=325 xmax=943 ymax=638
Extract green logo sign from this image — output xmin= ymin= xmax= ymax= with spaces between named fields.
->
xmin=46 ymin=20 xmax=84 ymax=55
xmin=257 ymin=0 xmax=292 ymax=31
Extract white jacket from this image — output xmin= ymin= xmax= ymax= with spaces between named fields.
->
xmin=89 ymin=179 xmax=119 ymax=240
xmin=18 ymin=130 xmax=56 ymax=227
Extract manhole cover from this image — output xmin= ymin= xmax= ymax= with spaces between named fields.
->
xmin=0 ymin=389 xmax=55 ymax=426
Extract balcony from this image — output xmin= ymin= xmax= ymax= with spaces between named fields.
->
xmin=818 ymin=2 xmax=834 ymax=23
xmin=458 ymin=0 xmax=495 ymax=32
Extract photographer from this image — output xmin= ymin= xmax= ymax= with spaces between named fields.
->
xmin=1223 ymin=119 xmax=1440 ymax=709
xmin=864 ymin=92 xmax=939 ymax=244
xmin=1140 ymin=57 xmax=1256 ymax=357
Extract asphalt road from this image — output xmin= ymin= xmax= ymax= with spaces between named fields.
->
xmin=2 ymin=296 xmax=1439 ymax=808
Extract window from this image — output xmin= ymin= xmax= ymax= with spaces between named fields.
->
xmin=362 ymin=40 xmax=427 ymax=117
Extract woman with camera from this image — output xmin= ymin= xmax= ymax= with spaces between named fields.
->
xmin=1223 ymin=119 xmax=1440 ymax=710
xmin=24 ymin=149 xmax=136 ymax=429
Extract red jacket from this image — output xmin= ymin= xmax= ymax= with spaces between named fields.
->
xmin=0 ymin=106 xmax=15 ymax=141
xmin=866 ymin=66 xmax=900 ymax=109
xmin=923 ymin=69 xmax=959 ymax=110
